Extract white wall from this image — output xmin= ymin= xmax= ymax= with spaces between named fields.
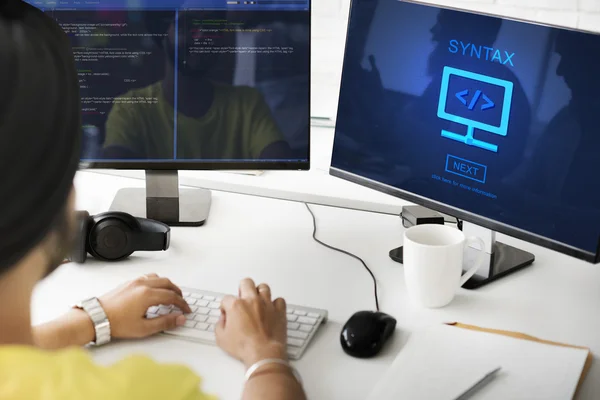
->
xmin=311 ymin=0 xmax=600 ymax=119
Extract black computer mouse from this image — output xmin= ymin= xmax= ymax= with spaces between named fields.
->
xmin=340 ymin=311 xmax=397 ymax=358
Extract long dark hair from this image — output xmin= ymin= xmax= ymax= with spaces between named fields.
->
xmin=0 ymin=0 xmax=81 ymax=272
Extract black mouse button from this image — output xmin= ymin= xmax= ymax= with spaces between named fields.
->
xmin=344 ymin=319 xmax=376 ymax=341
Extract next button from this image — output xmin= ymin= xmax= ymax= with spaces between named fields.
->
xmin=445 ymin=155 xmax=487 ymax=183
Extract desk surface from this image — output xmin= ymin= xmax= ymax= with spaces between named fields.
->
xmin=32 ymin=171 xmax=600 ymax=399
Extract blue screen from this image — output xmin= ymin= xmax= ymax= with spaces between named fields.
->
xmin=331 ymin=0 xmax=600 ymax=255
xmin=27 ymin=0 xmax=310 ymax=163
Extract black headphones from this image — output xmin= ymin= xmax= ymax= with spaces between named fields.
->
xmin=70 ymin=211 xmax=170 ymax=263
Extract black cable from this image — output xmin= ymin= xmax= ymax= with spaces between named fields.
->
xmin=304 ymin=203 xmax=380 ymax=312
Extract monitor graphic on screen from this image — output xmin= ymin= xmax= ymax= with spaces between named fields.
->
xmin=437 ymin=66 xmax=514 ymax=153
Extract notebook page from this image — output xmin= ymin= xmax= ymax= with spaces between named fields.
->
xmin=367 ymin=324 xmax=588 ymax=400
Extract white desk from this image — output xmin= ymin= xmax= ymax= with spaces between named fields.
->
xmin=31 ymin=171 xmax=600 ymax=399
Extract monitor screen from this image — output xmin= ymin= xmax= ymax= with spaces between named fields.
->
xmin=27 ymin=0 xmax=310 ymax=168
xmin=331 ymin=0 xmax=600 ymax=259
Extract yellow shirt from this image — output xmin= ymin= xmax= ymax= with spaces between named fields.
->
xmin=104 ymin=82 xmax=284 ymax=160
xmin=0 ymin=346 xmax=216 ymax=400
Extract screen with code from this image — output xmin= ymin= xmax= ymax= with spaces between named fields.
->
xmin=28 ymin=0 xmax=310 ymax=163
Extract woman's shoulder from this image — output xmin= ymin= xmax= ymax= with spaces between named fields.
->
xmin=0 ymin=346 xmax=216 ymax=400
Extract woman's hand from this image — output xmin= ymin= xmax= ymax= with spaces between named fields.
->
xmin=33 ymin=273 xmax=191 ymax=350
xmin=99 ymin=273 xmax=191 ymax=339
xmin=215 ymin=278 xmax=288 ymax=368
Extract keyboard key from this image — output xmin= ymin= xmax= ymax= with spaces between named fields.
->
xmin=189 ymin=305 xmax=198 ymax=313
xmin=209 ymin=309 xmax=221 ymax=317
xmin=172 ymin=307 xmax=181 ymax=313
xmin=203 ymin=295 xmax=215 ymax=301
xmin=293 ymin=310 xmax=307 ymax=316
xmin=299 ymin=324 xmax=312 ymax=333
xmin=146 ymin=313 xmax=159 ymax=319
xmin=158 ymin=306 xmax=171 ymax=315
xmin=194 ymin=315 xmax=208 ymax=322
xmin=167 ymin=327 xmax=215 ymax=341
xmin=288 ymin=347 xmax=301 ymax=358
xmin=207 ymin=316 xmax=219 ymax=324
xmin=147 ymin=306 xmax=159 ymax=314
xmin=184 ymin=321 xmax=196 ymax=329
xmin=191 ymin=293 xmax=203 ymax=299
xmin=307 ymin=312 xmax=320 ymax=319
xmin=186 ymin=298 xmax=197 ymax=305
xmin=197 ymin=307 xmax=210 ymax=315
xmin=196 ymin=300 xmax=209 ymax=307
xmin=288 ymin=322 xmax=300 ymax=330
xmin=182 ymin=292 xmax=190 ymax=297
xmin=297 ymin=316 xmax=317 ymax=325
xmin=287 ymin=338 xmax=304 ymax=347
xmin=286 ymin=314 xmax=298 ymax=322
xmin=195 ymin=322 xmax=209 ymax=331
xmin=208 ymin=302 xmax=220 ymax=309
xmin=215 ymin=297 xmax=223 ymax=302
xmin=207 ymin=325 xmax=215 ymax=332
xmin=288 ymin=330 xmax=309 ymax=339
xmin=287 ymin=309 xmax=295 ymax=314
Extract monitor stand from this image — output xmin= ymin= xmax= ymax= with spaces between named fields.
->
xmin=109 ymin=170 xmax=211 ymax=226
xmin=389 ymin=218 xmax=535 ymax=289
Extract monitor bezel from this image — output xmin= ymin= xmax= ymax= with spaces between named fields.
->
xmin=83 ymin=159 xmax=310 ymax=170
xmin=330 ymin=0 xmax=600 ymax=264
xmin=80 ymin=2 xmax=311 ymax=172
xmin=330 ymin=168 xmax=599 ymax=263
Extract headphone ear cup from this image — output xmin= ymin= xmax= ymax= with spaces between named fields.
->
xmin=69 ymin=211 xmax=90 ymax=263
xmin=136 ymin=218 xmax=171 ymax=251
xmin=88 ymin=217 xmax=135 ymax=261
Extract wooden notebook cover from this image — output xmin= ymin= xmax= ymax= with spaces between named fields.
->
xmin=447 ymin=322 xmax=593 ymax=399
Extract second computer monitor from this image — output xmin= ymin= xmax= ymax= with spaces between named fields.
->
xmin=32 ymin=0 xmax=311 ymax=170
xmin=29 ymin=0 xmax=310 ymax=225
xmin=331 ymin=0 xmax=600 ymax=263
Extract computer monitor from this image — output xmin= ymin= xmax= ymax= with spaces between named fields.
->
xmin=29 ymin=0 xmax=310 ymax=225
xmin=330 ymin=0 xmax=600 ymax=287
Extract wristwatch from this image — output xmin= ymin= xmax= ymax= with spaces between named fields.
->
xmin=74 ymin=297 xmax=111 ymax=346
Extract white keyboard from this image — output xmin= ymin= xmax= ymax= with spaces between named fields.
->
xmin=146 ymin=287 xmax=328 ymax=360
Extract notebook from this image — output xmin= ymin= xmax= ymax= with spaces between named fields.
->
xmin=367 ymin=323 xmax=591 ymax=400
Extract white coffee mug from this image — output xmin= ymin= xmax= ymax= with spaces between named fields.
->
xmin=403 ymin=224 xmax=485 ymax=308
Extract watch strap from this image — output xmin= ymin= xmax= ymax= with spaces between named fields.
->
xmin=78 ymin=297 xmax=111 ymax=346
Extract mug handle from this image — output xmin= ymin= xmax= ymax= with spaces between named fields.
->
xmin=459 ymin=236 xmax=486 ymax=287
